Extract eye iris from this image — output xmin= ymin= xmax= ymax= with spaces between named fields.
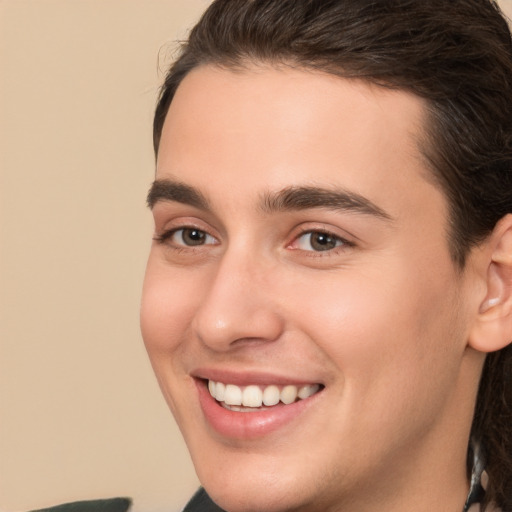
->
xmin=182 ymin=229 xmax=206 ymax=246
xmin=310 ymin=232 xmax=337 ymax=251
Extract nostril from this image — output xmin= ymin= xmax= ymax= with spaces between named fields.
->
xmin=193 ymin=306 xmax=284 ymax=351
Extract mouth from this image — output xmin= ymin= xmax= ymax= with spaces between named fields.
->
xmin=194 ymin=371 xmax=325 ymax=438
xmin=208 ymin=380 xmax=322 ymax=412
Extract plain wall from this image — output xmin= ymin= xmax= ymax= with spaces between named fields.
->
xmin=1 ymin=1 xmax=512 ymax=511
xmin=0 ymin=2 xmax=210 ymax=511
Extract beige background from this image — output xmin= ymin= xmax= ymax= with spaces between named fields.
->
xmin=0 ymin=1 xmax=210 ymax=511
xmin=1 ymin=1 xmax=512 ymax=511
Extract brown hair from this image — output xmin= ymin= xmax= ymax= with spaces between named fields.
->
xmin=153 ymin=1 xmax=512 ymax=508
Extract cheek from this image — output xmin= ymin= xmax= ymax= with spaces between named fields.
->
xmin=140 ymin=259 xmax=204 ymax=421
xmin=140 ymin=258 xmax=200 ymax=356
xmin=288 ymin=263 xmax=466 ymax=458
xmin=292 ymin=257 xmax=464 ymax=395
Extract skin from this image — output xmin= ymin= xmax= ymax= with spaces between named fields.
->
xmin=141 ymin=64 xmax=488 ymax=512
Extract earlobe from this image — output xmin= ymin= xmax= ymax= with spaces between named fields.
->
xmin=469 ymin=214 xmax=512 ymax=353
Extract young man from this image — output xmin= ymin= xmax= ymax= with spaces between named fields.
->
xmin=141 ymin=1 xmax=512 ymax=511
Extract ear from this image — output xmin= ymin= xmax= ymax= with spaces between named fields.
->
xmin=469 ymin=214 xmax=512 ymax=353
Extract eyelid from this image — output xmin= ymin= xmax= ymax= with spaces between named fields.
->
xmin=154 ymin=227 xmax=218 ymax=244
xmin=152 ymin=207 xmax=220 ymax=234
xmin=287 ymin=225 xmax=356 ymax=254
xmin=152 ymin=214 xmax=221 ymax=249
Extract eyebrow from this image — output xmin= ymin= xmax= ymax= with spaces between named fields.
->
xmin=147 ymin=179 xmax=392 ymax=221
xmin=147 ymin=179 xmax=209 ymax=210
xmin=261 ymin=186 xmax=393 ymax=220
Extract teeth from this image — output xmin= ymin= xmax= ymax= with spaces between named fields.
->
xmin=207 ymin=380 xmax=321 ymax=409
xmin=214 ymin=382 xmax=226 ymax=402
xmin=262 ymin=385 xmax=280 ymax=406
xmin=280 ymin=385 xmax=298 ymax=404
xmin=224 ymin=384 xmax=242 ymax=405
xmin=242 ymin=385 xmax=263 ymax=407
xmin=298 ymin=383 xmax=320 ymax=399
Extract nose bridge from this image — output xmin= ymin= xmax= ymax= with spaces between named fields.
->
xmin=192 ymin=244 xmax=283 ymax=350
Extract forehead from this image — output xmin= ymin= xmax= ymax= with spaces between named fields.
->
xmin=157 ymin=64 xmax=439 ymax=222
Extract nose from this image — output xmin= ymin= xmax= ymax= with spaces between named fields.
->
xmin=192 ymin=252 xmax=284 ymax=351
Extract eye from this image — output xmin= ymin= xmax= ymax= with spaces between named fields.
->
xmin=294 ymin=230 xmax=348 ymax=252
xmin=156 ymin=227 xmax=217 ymax=247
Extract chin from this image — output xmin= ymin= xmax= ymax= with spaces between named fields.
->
xmin=190 ymin=444 xmax=320 ymax=512
xmin=203 ymin=475 xmax=310 ymax=512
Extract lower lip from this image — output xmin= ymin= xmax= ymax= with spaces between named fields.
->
xmin=195 ymin=380 xmax=321 ymax=439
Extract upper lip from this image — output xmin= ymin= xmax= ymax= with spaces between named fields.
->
xmin=192 ymin=367 xmax=324 ymax=387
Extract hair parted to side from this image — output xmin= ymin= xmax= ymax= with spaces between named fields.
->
xmin=153 ymin=0 xmax=512 ymax=509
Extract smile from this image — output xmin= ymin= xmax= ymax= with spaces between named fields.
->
xmin=208 ymin=380 xmax=321 ymax=411
xmin=195 ymin=375 xmax=325 ymax=438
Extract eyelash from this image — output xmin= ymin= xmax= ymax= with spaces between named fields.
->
xmin=290 ymin=229 xmax=354 ymax=254
xmin=153 ymin=227 xmax=218 ymax=248
xmin=154 ymin=226 xmax=354 ymax=255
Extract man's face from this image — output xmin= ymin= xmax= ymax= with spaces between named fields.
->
xmin=141 ymin=65 xmax=478 ymax=511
